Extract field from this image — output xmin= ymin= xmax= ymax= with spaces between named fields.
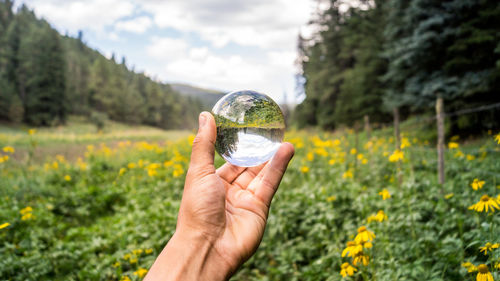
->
xmin=0 ymin=120 xmax=499 ymax=281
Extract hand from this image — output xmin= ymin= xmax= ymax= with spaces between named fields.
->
xmin=145 ymin=112 xmax=294 ymax=281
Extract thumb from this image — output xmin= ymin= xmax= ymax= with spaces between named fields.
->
xmin=189 ymin=112 xmax=217 ymax=175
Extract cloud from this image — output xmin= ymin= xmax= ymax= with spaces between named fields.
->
xmin=140 ymin=0 xmax=314 ymax=49
xmin=20 ymin=0 xmax=135 ymax=33
xmin=146 ymin=36 xmax=189 ymax=61
xmin=115 ymin=16 xmax=153 ymax=34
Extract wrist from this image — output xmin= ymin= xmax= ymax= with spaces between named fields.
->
xmin=145 ymin=230 xmax=232 ymax=281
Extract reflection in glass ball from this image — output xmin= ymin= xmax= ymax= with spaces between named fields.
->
xmin=212 ymin=90 xmax=285 ymax=167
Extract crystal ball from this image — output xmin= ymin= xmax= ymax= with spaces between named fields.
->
xmin=212 ymin=90 xmax=285 ymax=167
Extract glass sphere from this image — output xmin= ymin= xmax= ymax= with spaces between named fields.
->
xmin=212 ymin=90 xmax=285 ymax=167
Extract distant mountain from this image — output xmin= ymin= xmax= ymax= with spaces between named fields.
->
xmin=170 ymin=83 xmax=226 ymax=110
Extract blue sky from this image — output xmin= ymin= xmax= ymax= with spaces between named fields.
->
xmin=18 ymin=0 xmax=318 ymax=103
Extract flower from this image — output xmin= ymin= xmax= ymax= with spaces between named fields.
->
xmin=0 ymin=222 xmax=10 ymax=229
xmin=342 ymin=170 xmax=353 ymax=179
xmin=20 ymin=206 xmax=33 ymax=215
xmin=2 ymin=146 xmax=14 ymax=153
xmin=350 ymin=148 xmax=357 ymax=155
xmin=133 ymin=268 xmax=148 ymax=278
xmin=444 ymin=193 xmax=454 ymax=199
xmin=28 ymin=129 xmax=36 ymax=135
xmin=352 ymin=253 xmax=370 ymax=266
xmin=354 ymin=226 xmax=375 ymax=243
xmin=300 ymin=166 xmax=309 ymax=173
xmin=479 ymin=243 xmax=499 ymax=255
xmin=64 ymin=175 xmax=72 ymax=181
xmin=495 ymin=133 xmax=500 ymax=144
xmin=388 ymin=149 xmax=404 ymax=162
xmin=145 ymin=248 xmax=153 ymax=254
xmin=342 ymin=241 xmax=362 ymax=257
xmin=327 ymin=195 xmax=336 ymax=202
xmin=129 ymin=257 xmax=138 ymax=264
xmin=21 ymin=213 xmax=33 ymax=221
xmin=306 ymin=152 xmax=314 ymax=161
xmin=469 ymin=195 xmax=500 ymax=213
xmin=471 ymin=179 xmax=485 ymax=190
xmin=466 ymin=154 xmax=475 ymax=161
xmin=378 ymin=189 xmax=391 ymax=200
xmin=127 ymin=163 xmax=136 ymax=169
xmin=367 ymin=210 xmax=388 ymax=223
xmin=476 ymin=264 xmax=493 ymax=281
xmin=132 ymin=249 xmax=143 ymax=256
xmin=340 ymin=262 xmax=357 ymax=277
xmin=119 ymin=168 xmax=126 ymax=176
xmin=448 ymin=142 xmax=459 ymax=149
xmin=120 ymin=276 xmax=131 ymax=281
xmin=112 ymin=262 xmax=120 ymax=268
xmin=401 ymin=137 xmax=411 ymax=149
xmin=462 ymin=262 xmax=477 ymax=273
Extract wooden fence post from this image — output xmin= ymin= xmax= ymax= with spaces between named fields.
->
xmin=436 ymin=97 xmax=445 ymax=185
xmin=364 ymin=115 xmax=371 ymax=140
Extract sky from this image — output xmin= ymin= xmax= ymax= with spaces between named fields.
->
xmin=18 ymin=0 xmax=318 ymax=103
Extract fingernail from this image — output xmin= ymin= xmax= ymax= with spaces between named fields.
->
xmin=199 ymin=112 xmax=207 ymax=128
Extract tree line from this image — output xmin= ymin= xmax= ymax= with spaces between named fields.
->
xmin=295 ymin=0 xmax=500 ymax=134
xmin=0 ymin=0 xmax=202 ymax=128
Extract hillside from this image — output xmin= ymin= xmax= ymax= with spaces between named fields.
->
xmin=170 ymin=83 xmax=225 ymax=110
xmin=0 ymin=1 xmax=203 ymax=129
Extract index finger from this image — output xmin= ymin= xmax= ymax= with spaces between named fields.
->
xmin=247 ymin=142 xmax=294 ymax=208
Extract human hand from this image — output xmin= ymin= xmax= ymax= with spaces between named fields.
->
xmin=145 ymin=112 xmax=294 ymax=281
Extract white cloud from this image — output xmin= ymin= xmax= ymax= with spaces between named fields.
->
xmin=146 ymin=36 xmax=189 ymax=61
xmin=20 ymin=0 xmax=135 ymax=33
xmin=140 ymin=0 xmax=314 ymax=50
xmin=115 ymin=16 xmax=153 ymax=34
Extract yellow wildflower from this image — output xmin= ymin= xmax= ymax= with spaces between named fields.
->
xmin=120 ymin=276 xmax=131 ymax=281
xmin=64 ymin=175 xmax=71 ymax=181
xmin=352 ymin=253 xmax=370 ymax=266
xmin=134 ymin=268 xmax=148 ymax=278
xmin=342 ymin=170 xmax=353 ymax=179
xmin=466 ymin=154 xmax=475 ymax=161
xmin=367 ymin=210 xmax=388 ymax=223
xmin=350 ymin=148 xmax=357 ymax=155
xmin=354 ymin=226 xmax=375 ymax=243
xmin=469 ymin=195 xmax=500 ymax=213
xmin=495 ymin=133 xmax=500 ymax=144
xmin=328 ymin=159 xmax=336 ymax=165
xmin=147 ymin=168 xmax=158 ymax=177
xmin=378 ymin=189 xmax=391 ymax=200
xmin=361 ymin=158 xmax=368 ymax=164
xmin=0 ymin=222 xmax=10 ymax=229
xmin=454 ymin=150 xmax=464 ymax=158
xmin=119 ymin=168 xmax=126 ymax=176
xmin=462 ymin=262 xmax=477 ymax=272
xmin=127 ymin=163 xmax=136 ymax=169
xmin=306 ymin=152 xmax=314 ymax=161
xmin=145 ymin=248 xmax=153 ymax=254
xmin=20 ymin=206 xmax=33 ymax=215
xmin=479 ymin=243 xmax=499 ymax=255
xmin=123 ymin=253 xmax=131 ymax=260
xmin=340 ymin=262 xmax=357 ymax=277
xmin=129 ymin=257 xmax=138 ymax=264
xmin=132 ymin=249 xmax=143 ymax=256
xmin=476 ymin=264 xmax=493 ymax=281
xmin=471 ymin=179 xmax=485 ymax=190
xmin=388 ymin=149 xmax=404 ymax=162
xmin=2 ymin=146 xmax=14 ymax=153
xmin=342 ymin=241 xmax=362 ymax=258
xmin=327 ymin=195 xmax=336 ymax=202
xmin=28 ymin=129 xmax=36 ymax=135
xmin=401 ymin=137 xmax=411 ymax=149
xmin=448 ymin=142 xmax=459 ymax=149
xmin=300 ymin=166 xmax=309 ymax=173
xmin=112 ymin=262 xmax=120 ymax=268
xmin=357 ymin=154 xmax=364 ymax=160
xmin=444 ymin=193 xmax=454 ymax=199
xmin=21 ymin=213 xmax=33 ymax=221
xmin=52 ymin=161 xmax=59 ymax=170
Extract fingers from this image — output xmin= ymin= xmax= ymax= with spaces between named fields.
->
xmin=216 ymin=163 xmax=246 ymax=183
xmin=230 ymin=163 xmax=265 ymax=189
xmin=248 ymin=142 xmax=294 ymax=207
xmin=188 ymin=112 xmax=217 ymax=176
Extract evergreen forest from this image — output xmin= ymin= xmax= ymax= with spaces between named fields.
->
xmin=295 ymin=0 xmax=500 ymax=133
